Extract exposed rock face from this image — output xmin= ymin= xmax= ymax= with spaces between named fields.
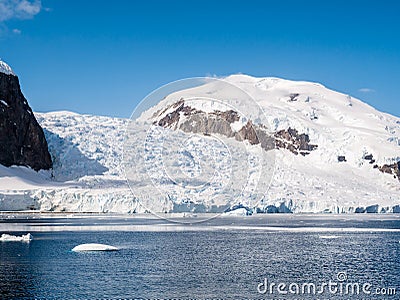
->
xmin=288 ymin=93 xmax=299 ymax=102
xmin=157 ymin=98 xmax=399 ymax=184
xmin=153 ymin=99 xmax=315 ymax=154
xmin=0 ymin=71 xmax=52 ymax=171
xmin=358 ymin=153 xmax=400 ymax=182
xmin=156 ymin=101 xmax=276 ymax=151
xmin=379 ymin=161 xmax=400 ymax=181
xmin=274 ymin=127 xmax=318 ymax=156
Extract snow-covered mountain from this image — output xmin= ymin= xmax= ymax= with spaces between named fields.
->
xmin=125 ymin=75 xmax=400 ymax=214
xmin=0 ymin=74 xmax=399 ymax=213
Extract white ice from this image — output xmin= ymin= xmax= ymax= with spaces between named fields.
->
xmin=72 ymin=243 xmax=119 ymax=251
xmin=221 ymin=208 xmax=249 ymax=216
xmin=318 ymin=235 xmax=341 ymax=239
xmin=0 ymin=233 xmax=32 ymax=242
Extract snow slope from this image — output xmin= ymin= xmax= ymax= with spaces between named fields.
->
xmin=0 ymin=74 xmax=399 ymax=213
xmin=228 ymin=75 xmax=400 ymax=212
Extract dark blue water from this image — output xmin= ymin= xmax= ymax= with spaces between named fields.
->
xmin=0 ymin=215 xmax=399 ymax=299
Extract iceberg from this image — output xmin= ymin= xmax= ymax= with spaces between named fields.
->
xmin=0 ymin=233 xmax=32 ymax=242
xmin=319 ymin=235 xmax=340 ymax=239
xmin=222 ymin=207 xmax=249 ymax=216
xmin=71 ymin=243 xmax=119 ymax=252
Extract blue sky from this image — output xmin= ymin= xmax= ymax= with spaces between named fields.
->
xmin=1 ymin=0 xmax=399 ymax=117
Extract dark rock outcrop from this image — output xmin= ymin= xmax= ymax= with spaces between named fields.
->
xmin=361 ymin=152 xmax=400 ymax=182
xmin=154 ymin=100 xmax=316 ymax=154
xmin=364 ymin=154 xmax=373 ymax=161
xmin=156 ymin=101 xmax=275 ymax=151
xmin=377 ymin=161 xmax=400 ymax=182
xmin=0 ymin=71 xmax=52 ymax=171
xmin=363 ymin=153 xmax=375 ymax=164
xmin=274 ymin=127 xmax=318 ymax=156
xmin=288 ymin=93 xmax=299 ymax=102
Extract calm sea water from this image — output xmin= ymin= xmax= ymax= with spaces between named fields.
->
xmin=0 ymin=214 xmax=399 ymax=299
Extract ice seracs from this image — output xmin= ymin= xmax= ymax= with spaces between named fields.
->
xmin=72 ymin=243 xmax=119 ymax=251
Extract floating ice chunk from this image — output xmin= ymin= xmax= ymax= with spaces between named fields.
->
xmin=72 ymin=243 xmax=119 ymax=252
xmin=0 ymin=233 xmax=32 ymax=242
xmin=222 ymin=208 xmax=249 ymax=216
xmin=319 ymin=235 xmax=340 ymax=239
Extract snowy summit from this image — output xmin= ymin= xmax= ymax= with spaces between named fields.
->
xmin=0 ymin=60 xmax=15 ymax=76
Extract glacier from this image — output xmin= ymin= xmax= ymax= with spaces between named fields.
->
xmin=0 ymin=75 xmax=399 ymax=214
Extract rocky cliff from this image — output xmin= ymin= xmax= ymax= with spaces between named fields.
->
xmin=0 ymin=61 xmax=52 ymax=171
xmin=153 ymin=99 xmax=314 ymax=154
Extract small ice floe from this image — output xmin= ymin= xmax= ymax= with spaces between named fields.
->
xmin=72 ymin=243 xmax=119 ymax=252
xmin=0 ymin=233 xmax=32 ymax=242
xmin=319 ymin=235 xmax=340 ymax=239
xmin=222 ymin=208 xmax=249 ymax=217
